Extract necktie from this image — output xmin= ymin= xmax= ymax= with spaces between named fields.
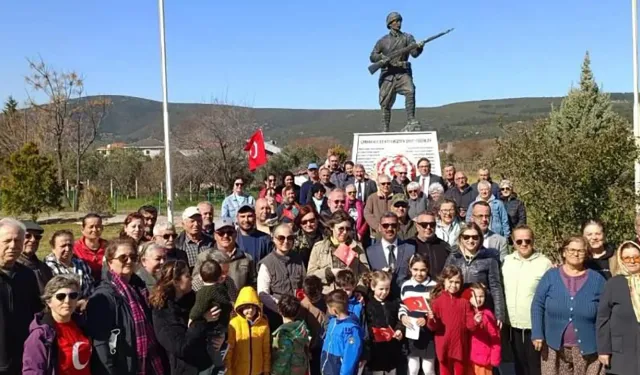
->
xmin=387 ymin=244 xmax=396 ymax=270
xmin=357 ymin=182 xmax=362 ymax=201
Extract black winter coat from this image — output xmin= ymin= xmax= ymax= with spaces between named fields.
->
xmin=363 ymin=296 xmax=404 ymax=372
xmin=0 ymin=263 xmax=43 ymax=375
xmin=445 ymin=248 xmax=505 ymax=322
xmin=501 ymin=194 xmax=526 ymax=229
xmin=597 ymin=275 xmax=640 ymax=375
xmin=411 ymin=236 xmax=452 ymax=279
xmin=153 ymin=291 xmax=222 ymax=375
xmin=86 ymin=273 xmax=168 ymax=375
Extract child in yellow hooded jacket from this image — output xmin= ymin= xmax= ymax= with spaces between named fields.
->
xmin=225 ymin=286 xmax=271 ymax=375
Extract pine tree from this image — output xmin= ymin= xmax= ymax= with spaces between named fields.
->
xmin=2 ymin=96 xmax=18 ymax=116
xmin=495 ymin=52 xmax=638 ymax=254
xmin=0 ymin=143 xmax=62 ymax=220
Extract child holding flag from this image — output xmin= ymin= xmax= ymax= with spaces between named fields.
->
xmin=398 ymin=254 xmax=437 ymax=375
xmin=462 ymin=283 xmax=501 ymax=375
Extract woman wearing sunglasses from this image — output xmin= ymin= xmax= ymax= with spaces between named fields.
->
xmin=258 ymin=224 xmax=307 ymax=328
xmin=23 ymin=275 xmax=92 ymax=375
xmin=444 ymin=222 xmax=506 ymax=327
xmin=292 ymin=205 xmax=324 ymax=267
xmin=86 ymin=238 xmax=168 ymax=375
xmin=308 ymin=210 xmax=370 ymax=293
xmin=597 ymin=241 xmax=640 ymax=375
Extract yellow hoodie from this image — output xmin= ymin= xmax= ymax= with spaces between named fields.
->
xmin=225 ymin=286 xmax=271 ymax=375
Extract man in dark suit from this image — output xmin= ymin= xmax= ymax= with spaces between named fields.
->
xmin=352 ymin=164 xmax=377 ymax=203
xmin=365 ymin=211 xmax=415 ymax=297
xmin=414 ymin=157 xmax=446 ymax=196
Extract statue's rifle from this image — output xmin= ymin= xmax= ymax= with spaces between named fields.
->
xmin=368 ymin=28 xmax=454 ymax=75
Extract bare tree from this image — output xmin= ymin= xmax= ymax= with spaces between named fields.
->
xmin=177 ymin=99 xmax=257 ymax=190
xmin=25 ymin=57 xmax=109 ymax=210
xmin=67 ymin=96 xmax=110 ymax=210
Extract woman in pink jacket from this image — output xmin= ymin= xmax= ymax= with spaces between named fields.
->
xmin=462 ymin=283 xmax=501 ymax=375
xmin=345 ymin=184 xmax=368 ymax=242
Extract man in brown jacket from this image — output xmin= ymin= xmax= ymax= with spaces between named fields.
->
xmin=364 ymin=174 xmax=394 ymax=240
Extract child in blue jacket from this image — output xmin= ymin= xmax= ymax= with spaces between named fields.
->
xmin=335 ymin=269 xmax=364 ymax=321
xmin=321 ymin=289 xmax=363 ymax=375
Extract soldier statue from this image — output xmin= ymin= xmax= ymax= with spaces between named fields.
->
xmin=370 ymin=12 xmax=425 ymax=132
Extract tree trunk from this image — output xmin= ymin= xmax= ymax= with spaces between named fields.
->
xmin=74 ymin=155 xmax=81 ymax=211
xmin=55 ymin=135 xmax=70 ymax=208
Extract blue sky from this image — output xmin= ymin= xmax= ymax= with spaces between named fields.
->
xmin=0 ymin=0 xmax=631 ymax=109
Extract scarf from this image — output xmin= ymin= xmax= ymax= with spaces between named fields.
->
xmin=616 ymin=241 xmax=640 ymax=322
xmin=110 ymin=272 xmax=164 ymax=375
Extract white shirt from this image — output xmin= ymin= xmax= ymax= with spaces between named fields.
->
xmin=257 ymin=263 xmax=279 ymax=313
xmin=355 ymin=179 xmax=366 ymax=201
xmin=380 ymin=238 xmax=399 ymax=267
xmin=419 ymin=174 xmax=431 ymax=194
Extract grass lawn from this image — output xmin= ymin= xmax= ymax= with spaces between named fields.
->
xmin=37 ymin=223 xmax=122 ymax=259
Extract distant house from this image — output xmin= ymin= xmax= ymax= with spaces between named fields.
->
xmin=264 ymin=140 xmax=282 ymax=155
xmin=96 ymin=138 xmax=199 ymax=158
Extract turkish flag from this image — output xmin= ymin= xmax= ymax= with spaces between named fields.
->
xmin=403 ymin=296 xmax=430 ymax=312
xmin=244 ymin=129 xmax=268 ymax=171
xmin=372 ymin=326 xmax=395 ymax=342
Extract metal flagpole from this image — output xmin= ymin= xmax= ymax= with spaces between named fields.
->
xmin=158 ymin=0 xmax=174 ymax=224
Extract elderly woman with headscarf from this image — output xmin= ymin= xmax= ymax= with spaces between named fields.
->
xmin=597 ymin=241 xmax=640 ymax=375
xmin=406 ymin=181 xmax=428 ymax=219
xmin=426 ymin=183 xmax=445 ymax=213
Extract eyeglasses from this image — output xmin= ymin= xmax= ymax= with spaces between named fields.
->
xmin=515 ymin=239 xmax=532 ymax=246
xmin=300 ymin=219 xmax=315 ymax=226
xmin=380 ymin=182 xmax=391 ymax=186
xmin=407 ymin=190 xmax=419 ymax=194
xmin=216 ymin=229 xmax=235 ymax=238
xmin=462 ymin=234 xmax=480 ymax=241
xmin=275 ymin=235 xmax=295 ymax=243
xmin=55 ymin=292 xmax=80 ymax=302
xmin=346 ymin=191 xmax=356 ymax=195
xmin=417 ymin=222 xmax=436 ymax=229
xmin=335 ymin=226 xmax=351 ymax=233
xmin=381 ymin=223 xmax=398 ymax=229
xmin=333 ymin=200 xmax=345 ymax=204
xmin=25 ymin=233 xmax=42 ymax=241
xmin=116 ymin=253 xmax=139 ymax=263
xmin=162 ymin=233 xmax=177 ymax=240
xmin=622 ymin=256 xmax=640 ymax=264
xmin=418 ymin=164 xmax=430 ymax=169
xmin=440 ymin=209 xmax=455 ymax=214
xmin=565 ymin=248 xmax=586 ymax=255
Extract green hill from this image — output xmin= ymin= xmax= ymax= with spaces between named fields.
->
xmin=96 ymin=93 xmax=634 ymax=145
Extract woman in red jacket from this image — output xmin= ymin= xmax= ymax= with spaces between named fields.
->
xmin=73 ymin=213 xmax=107 ymax=281
xmin=427 ymin=265 xmax=481 ymax=375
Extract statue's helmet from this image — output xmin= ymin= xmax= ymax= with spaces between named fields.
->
xmin=386 ymin=12 xmax=402 ymax=28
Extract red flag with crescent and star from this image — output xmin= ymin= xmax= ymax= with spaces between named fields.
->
xmin=244 ymin=129 xmax=268 ymax=171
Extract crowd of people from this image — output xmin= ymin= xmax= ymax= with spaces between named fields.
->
xmin=1 ymin=152 xmax=639 ymax=375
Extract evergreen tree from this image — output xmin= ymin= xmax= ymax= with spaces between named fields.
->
xmin=0 ymin=143 xmax=62 ymax=220
xmin=495 ymin=52 xmax=638 ymax=255
xmin=2 ymin=96 xmax=18 ymax=116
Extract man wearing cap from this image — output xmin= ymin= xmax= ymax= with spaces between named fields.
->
xmin=300 ymin=163 xmax=320 ymax=205
xmin=17 ymin=220 xmax=53 ymax=293
xmin=236 ymin=204 xmax=273 ymax=264
xmin=193 ymin=218 xmax=256 ymax=293
xmin=389 ymin=193 xmax=416 ymax=240
xmin=175 ymin=206 xmax=214 ymax=270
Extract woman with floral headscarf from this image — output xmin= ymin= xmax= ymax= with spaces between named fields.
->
xmin=597 ymin=241 xmax=640 ymax=375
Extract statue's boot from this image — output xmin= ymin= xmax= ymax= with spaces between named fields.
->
xmin=405 ymin=93 xmax=420 ymax=126
xmin=381 ymin=108 xmax=391 ymax=132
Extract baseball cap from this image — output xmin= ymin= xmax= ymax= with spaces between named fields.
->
xmin=216 ymin=218 xmax=235 ymax=231
xmin=21 ymin=220 xmax=44 ymax=233
xmin=181 ymin=206 xmax=201 ymax=220
xmin=237 ymin=204 xmax=255 ymax=214
xmin=391 ymin=194 xmax=408 ymax=206
xmin=307 ymin=163 xmax=319 ymax=170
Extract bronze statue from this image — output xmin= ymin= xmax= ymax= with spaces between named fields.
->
xmin=370 ymin=12 xmax=453 ymax=132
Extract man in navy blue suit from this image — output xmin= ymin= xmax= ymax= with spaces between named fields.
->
xmin=365 ymin=211 xmax=415 ymax=298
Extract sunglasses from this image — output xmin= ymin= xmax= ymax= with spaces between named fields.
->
xmin=462 ymin=234 xmax=480 ymax=241
xmin=275 ymin=235 xmax=296 ymax=243
xmin=268 ymin=179 xmax=276 ymax=182
xmin=300 ymin=219 xmax=315 ymax=225
xmin=515 ymin=239 xmax=532 ymax=246
xmin=407 ymin=190 xmax=419 ymax=194
xmin=335 ymin=226 xmax=351 ymax=233
xmin=216 ymin=229 xmax=235 ymax=237
xmin=116 ymin=253 xmax=139 ymax=263
xmin=25 ymin=233 xmax=42 ymax=241
xmin=381 ymin=223 xmax=398 ymax=229
xmin=333 ymin=200 xmax=346 ymax=204
xmin=500 ymin=188 xmax=511 ymax=191
xmin=235 ymin=183 xmax=244 ymax=186
xmin=55 ymin=292 xmax=80 ymax=302
xmin=417 ymin=221 xmax=436 ymax=229
xmin=397 ymin=172 xmax=407 ymax=175
xmin=346 ymin=191 xmax=356 ymax=195
xmin=162 ymin=233 xmax=177 ymax=240
xmin=380 ymin=182 xmax=391 ymax=186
